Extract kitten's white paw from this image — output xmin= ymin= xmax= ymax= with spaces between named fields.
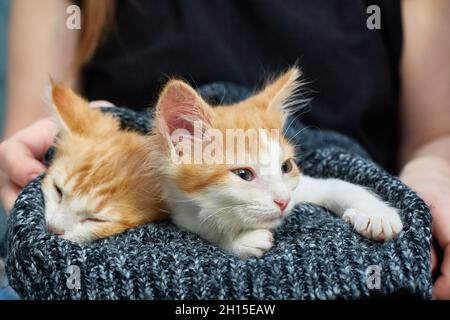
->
xmin=343 ymin=206 xmax=403 ymax=241
xmin=230 ymin=229 xmax=274 ymax=258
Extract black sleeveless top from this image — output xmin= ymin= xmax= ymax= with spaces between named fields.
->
xmin=83 ymin=0 xmax=402 ymax=173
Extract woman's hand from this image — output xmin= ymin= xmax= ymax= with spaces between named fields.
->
xmin=0 ymin=100 xmax=114 ymax=213
xmin=0 ymin=118 xmax=59 ymax=212
xmin=400 ymin=156 xmax=450 ymax=299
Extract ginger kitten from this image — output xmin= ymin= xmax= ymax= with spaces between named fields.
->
xmin=153 ymin=67 xmax=403 ymax=258
xmin=43 ymin=85 xmax=168 ymax=243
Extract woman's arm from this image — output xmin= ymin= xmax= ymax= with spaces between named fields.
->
xmin=1 ymin=0 xmax=80 ymax=211
xmin=4 ymin=0 xmax=79 ymax=138
xmin=399 ymin=0 xmax=450 ymax=299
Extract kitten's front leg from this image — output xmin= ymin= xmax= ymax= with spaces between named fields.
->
xmin=294 ymin=174 xmax=403 ymax=240
xmin=228 ymin=229 xmax=274 ymax=258
xmin=184 ymin=209 xmax=274 ymax=258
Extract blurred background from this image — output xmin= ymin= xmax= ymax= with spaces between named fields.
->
xmin=0 ymin=0 xmax=10 ymax=247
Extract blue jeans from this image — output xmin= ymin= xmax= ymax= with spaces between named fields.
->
xmin=0 ymin=215 xmax=21 ymax=300
xmin=0 ymin=286 xmax=20 ymax=300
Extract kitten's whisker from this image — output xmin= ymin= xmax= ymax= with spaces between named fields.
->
xmin=199 ymin=204 xmax=248 ymax=227
xmin=199 ymin=206 xmax=235 ymax=227
xmin=282 ymin=107 xmax=311 ymax=136
xmin=150 ymin=194 xmax=197 ymax=204
xmin=286 ymin=125 xmax=316 ymax=145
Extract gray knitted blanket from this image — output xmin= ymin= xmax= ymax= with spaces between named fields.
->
xmin=6 ymin=84 xmax=432 ymax=299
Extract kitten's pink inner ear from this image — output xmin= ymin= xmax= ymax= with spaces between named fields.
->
xmin=157 ymin=80 xmax=212 ymax=135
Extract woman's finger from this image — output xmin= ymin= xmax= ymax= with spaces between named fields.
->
xmin=15 ymin=118 xmax=59 ymax=160
xmin=433 ymin=245 xmax=450 ymax=299
xmin=0 ymin=139 xmax=46 ymax=187
xmin=89 ymin=100 xmax=114 ymax=108
xmin=0 ymin=118 xmax=58 ymax=187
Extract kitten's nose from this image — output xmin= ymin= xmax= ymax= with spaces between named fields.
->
xmin=47 ymin=224 xmax=64 ymax=236
xmin=274 ymin=198 xmax=290 ymax=214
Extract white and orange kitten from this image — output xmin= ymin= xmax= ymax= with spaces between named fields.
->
xmin=43 ymin=67 xmax=403 ymax=258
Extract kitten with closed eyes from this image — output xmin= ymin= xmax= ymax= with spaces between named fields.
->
xmin=43 ymin=84 xmax=169 ymax=242
xmin=43 ymin=67 xmax=402 ymax=258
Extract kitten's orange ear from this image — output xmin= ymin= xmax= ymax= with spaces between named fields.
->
xmin=155 ymin=80 xmax=213 ymax=136
xmin=260 ymin=67 xmax=303 ymax=115
xmin=51 ymin=84 xmax=103 ymax=136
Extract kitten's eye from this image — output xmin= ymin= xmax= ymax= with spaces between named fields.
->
xmin=231 ymin=168 xmax=255 ymax=181
xmin=53 ymin=182 xmax=63 ymax=200
xmin=281 ymin=159 xmax=294 ymax=174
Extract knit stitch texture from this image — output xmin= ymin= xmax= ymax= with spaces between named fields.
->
xmin=6 ymin=84 xmax=432 ymax=299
